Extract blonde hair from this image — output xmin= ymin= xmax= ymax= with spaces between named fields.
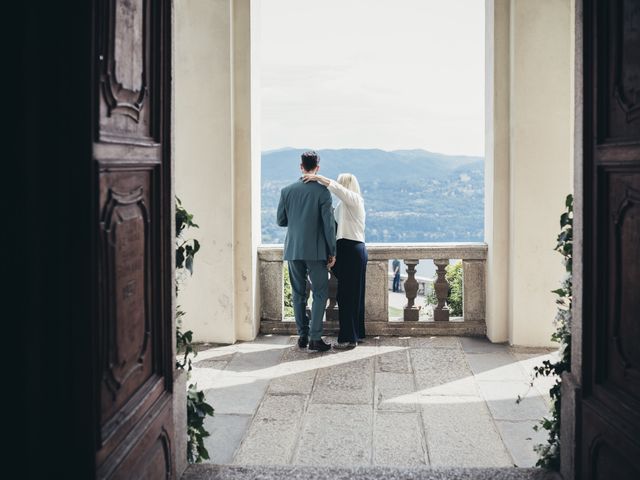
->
xmin=337 ymin=173 xmax=361 ymax=195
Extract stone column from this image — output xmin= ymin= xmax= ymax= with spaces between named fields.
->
xmin=463 ymin=260 xmax=486 ymax=322
xmin=365 ymin=260 xmax=389 ymax=322
xmin=326 ymin=269 xmax=339 ymax=321
xmin=403 ymin=260 xmax=420 ymax=321
xmin=433 ymin=259 xmax=450 ymax=322
xmin=260 ymin=259 xmax=283 ymax=322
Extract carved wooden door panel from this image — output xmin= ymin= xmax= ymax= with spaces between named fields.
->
xmin=94 ymin=0 xmax=174 ymax=478
xmin=580 ymin=0 xmax=640 ymax=478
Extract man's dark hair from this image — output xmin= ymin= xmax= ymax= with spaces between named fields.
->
xmin=301 ymin=151 xmax=319 ymax=171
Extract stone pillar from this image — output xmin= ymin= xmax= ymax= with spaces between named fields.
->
xmin=433 ymin=259 xmax=450 ymax=322
xmin=403 ymin=260 xmax=420 ymax=321
xmin=365 ymin=260 xmax=388 ymax=322
xmin=463 ymin=260 xmax=486 ymax=322
xmin=326 ymin=269 xmax=339 ymax=321
xmin=260 ymin=259 xmax=283 ymax=322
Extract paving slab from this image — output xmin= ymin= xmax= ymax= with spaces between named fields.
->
xmin=192 ymin=358 xmax=230 ymax=370
xmin=374 ymin=372 xmax=418 ymax=412
xmin=373 ymin=411 xmax=428 ymax=466
xmin=268 ymin=369 xmax=317 ymax=395
xmin=411 ymin=348 xmax=478 ymax=396
xmin=311 ymin=358 xmax=374 ymax=405
xmin=293 ymin=404 xmax=373 ymax=466
xmin=376 ymin=348 xmax=412 ymax=373
xmin=204 ymin=375 xmax=269 ymax=415
xmin=202 ymin=414 xmax=253 ymax=465
xmin=421 ymin=397 xmax=513 ymax=468
xmin=233 ymin=394 xmax=306 ymax=465
xmin=225 ymin=345 xmax=287 ymax=373
xmin=407 ymin=336 xmax=461 ymax=349
xmin=465 ymin=352 xmax=529 ymax=381
xmin=375 ymin=336 xmax=410 ymax=347
xmin=494 ymin=420 xmax=547 ymax=468
xmin=476 ymin=381 xmax=550 ymax=422
xmin=460 ymin=337 xmax=510 ymax=354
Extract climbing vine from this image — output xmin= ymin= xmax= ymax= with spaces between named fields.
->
xmin=520 ymin=194 xmax=573 ymax=470
xmin=175 ymin=197 xmax=214 ymax=464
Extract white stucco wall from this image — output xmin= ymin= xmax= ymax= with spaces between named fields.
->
xmin=175 ymin=0 xmax=259 ymax=343
xmin=487 ymin=0 xmax=574 ymax=347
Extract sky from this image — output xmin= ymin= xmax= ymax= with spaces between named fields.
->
xmin=260 ymin=0 xmax=485 ymax=157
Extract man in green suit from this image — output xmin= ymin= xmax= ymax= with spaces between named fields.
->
xmin=277 ymin=151 xmax=336 ymax=352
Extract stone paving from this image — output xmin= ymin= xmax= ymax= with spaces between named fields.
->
xmin=190 ymin=335 xmax=557 ymax=469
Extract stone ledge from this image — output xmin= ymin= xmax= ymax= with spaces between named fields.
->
xmin=183 ymin=464 xmax=558 ymax=480
xmin=260 ymin=320 xmax=487 ymax=337
xmin=258 ymin=243 xmax=488 ymax=262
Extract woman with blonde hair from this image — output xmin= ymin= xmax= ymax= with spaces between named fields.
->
xmin=303 ymin=172 xmax=367 ymax=349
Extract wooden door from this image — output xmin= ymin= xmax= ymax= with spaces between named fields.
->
xmin=579 ymin=0 xmax=640 ymax=478
xmin=94 ymin=0 xmax=174 ymax=478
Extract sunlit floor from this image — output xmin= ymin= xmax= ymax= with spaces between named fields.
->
xmin=189 ymin=335 xmax=557 ymax=469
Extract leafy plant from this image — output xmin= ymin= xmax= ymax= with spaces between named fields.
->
xmin=519 ymin=194 xmax=573 ymax=470
xmin=425 ymin=260 xmax=463 ymax=316
xmin=186 ymin=384 xmax=214 ymax=463
xmin=175 ymin=197 xmax=214 ymax=463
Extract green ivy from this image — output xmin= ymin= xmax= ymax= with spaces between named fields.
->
xmin=186 ymin=384 xmax=214 ymax=464
xmin=520 ymin=194 xmax=573 ymax=470
xmin=425 ymin=260 xmax=463 ymax=316
xmin=175 ymin=197 xmax=214 ymax=464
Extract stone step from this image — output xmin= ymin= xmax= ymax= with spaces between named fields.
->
xmin=183 ymin=465 xmax=560 ymax=480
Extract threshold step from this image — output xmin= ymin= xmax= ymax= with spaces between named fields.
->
xmin=183 ymin=465 xmax=560 ymax=480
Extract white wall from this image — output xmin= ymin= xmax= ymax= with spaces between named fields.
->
xmin=486 ymin=0 xmax=574 ymax=347
xmin=175 ymin=0 xmax=259 ymax=343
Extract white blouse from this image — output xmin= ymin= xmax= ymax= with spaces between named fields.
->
xmin=327 ymin=179 xmax=366 ymax=243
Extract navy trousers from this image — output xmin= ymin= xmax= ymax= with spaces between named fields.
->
xmin=334 ymin=239 xmax=368 ymax=343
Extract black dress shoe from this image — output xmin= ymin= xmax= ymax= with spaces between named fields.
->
xmin=297 ymin=336 xmax=308 ymax=349
xmin=308 ymin=338 xmax=331 ymax=352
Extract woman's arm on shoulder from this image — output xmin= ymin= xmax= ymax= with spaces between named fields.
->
xmin=326 ymin=179 xmax=361 ymax=207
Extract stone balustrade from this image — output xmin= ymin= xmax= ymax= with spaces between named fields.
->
xmin=258 ymin=243 xmax=487 ymax=336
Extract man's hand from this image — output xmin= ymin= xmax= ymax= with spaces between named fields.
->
xmin=327 ymin=255 xmax=336 ymax=268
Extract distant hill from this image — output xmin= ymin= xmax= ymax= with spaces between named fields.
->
xmin=262 ymin=148 xmax=484 ymax=244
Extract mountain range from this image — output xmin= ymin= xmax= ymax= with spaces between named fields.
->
xmin=261 ymin=148 xmax=484 ymax=244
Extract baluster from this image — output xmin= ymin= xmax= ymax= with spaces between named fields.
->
xmin=403 ymin=259 xmax=420 ymax=321
xmin=433 ymin=259 xmax=450 ymax=321
xmin=326 ymin=269 xmax=339 ymax=321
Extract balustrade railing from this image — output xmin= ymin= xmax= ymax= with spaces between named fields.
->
xmin=258 ymin=243 xmax=487 ymax=336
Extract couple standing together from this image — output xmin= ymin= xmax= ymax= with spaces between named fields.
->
xmin=277 ymin=151 xmax=367 ymax=352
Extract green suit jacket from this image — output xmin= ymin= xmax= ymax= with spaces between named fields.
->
xmin=277 ymin=179 xmax=336 ymax=261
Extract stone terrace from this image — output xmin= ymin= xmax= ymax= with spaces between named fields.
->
xmin=188 ymin=335 xmax=557 ymax=471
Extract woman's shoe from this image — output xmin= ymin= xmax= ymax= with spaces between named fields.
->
xmin=334 ymin=341 xmax=357 ymax=350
